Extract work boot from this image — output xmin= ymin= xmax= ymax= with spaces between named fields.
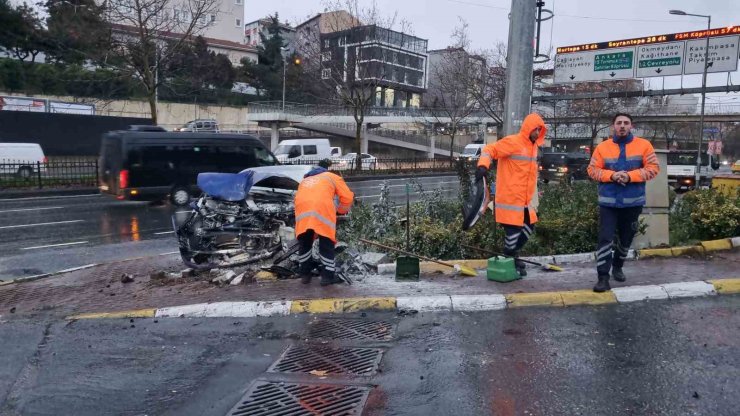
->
xmin=320 ymin=275 xmax=343 ymax=286
xmin=514 ymin=259 xmax=527 ymax=277
xmin=300 ymin=275 xmax=312 ymax=284
xmin=593 ymin=275 xmax=611 ymax=293
xmin=612 ymin=268 xmax=626 ymax=283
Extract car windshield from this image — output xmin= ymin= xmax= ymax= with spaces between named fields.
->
xmin=463 ymin=147 xmax=479 ymax=155
xmin=542 ymin=153 xmax=567 ymax=164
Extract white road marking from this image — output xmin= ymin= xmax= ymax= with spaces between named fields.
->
xmin=159 ymin=251 xmax=179 ymax=256
xmin=21 ymin=241 xmax=88 ymax=250
xmin=0 ymin=194 xmax=101 ymax=202
xmin=154 ymin=231 xmax=175 ymax=235
xmin=0 ymin=219 xmax=84 ymax=230
xmin=0 ymin=206 xmax=63 ymax=214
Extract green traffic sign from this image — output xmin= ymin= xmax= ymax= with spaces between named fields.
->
xmin=638 ymin=57 xmax=681 ymax=68
xmin=594 ymin=51 xmax=634 ymax=72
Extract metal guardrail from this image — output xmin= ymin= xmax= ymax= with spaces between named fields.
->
xmin=0 ymin=159 xmax=98 ymax=190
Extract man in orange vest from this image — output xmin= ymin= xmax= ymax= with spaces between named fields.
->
xmin=476 ymin=113 xmax=547 ymax=276
xmin=294 ymin=159 xmax=355 ymax=286
xmin=588 ymin=113 xmax=659 ymax=292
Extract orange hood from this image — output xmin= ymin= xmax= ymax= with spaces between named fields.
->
xmin=519 ymin=113 xmax=547 ymax=146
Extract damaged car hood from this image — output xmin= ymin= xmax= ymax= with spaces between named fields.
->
xmin=241 ymin=165 xmax=312 ymax=196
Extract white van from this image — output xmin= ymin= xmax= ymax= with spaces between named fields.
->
xmin=0 ymin=143 xmax=47 ymax=178
xmin=273 ymin=139 xmax=333 ymax=164
xmin=461 ymin=143 xmax=485 ymax=160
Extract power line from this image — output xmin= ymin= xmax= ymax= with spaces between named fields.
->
xmin=445 ymin=0 xmax=690 ymax=23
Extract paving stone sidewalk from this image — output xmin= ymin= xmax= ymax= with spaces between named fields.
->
xmin=0 ymin=249 xmax=738 ymax=319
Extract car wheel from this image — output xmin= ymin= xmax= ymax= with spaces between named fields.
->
xmin=170 ymin=186 xmax=191 ymax=206
xmin=542 ymin=178 xmax=549 ymax=184
xmin=17 ymin=166 xmax=33 ymax=180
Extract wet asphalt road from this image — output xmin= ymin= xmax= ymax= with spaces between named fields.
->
xmin=0 ymin=296 xmax=737 ymax=415
xmin=0 ymin=175 xmax=459 ymax=279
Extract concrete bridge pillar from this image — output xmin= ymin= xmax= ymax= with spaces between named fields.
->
xmin=429 ymin=136 xmax=436 ymax=158
xmin=270 ymin=122 xmax=280 ymax=150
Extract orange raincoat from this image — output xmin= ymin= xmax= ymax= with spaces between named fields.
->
xmin=477 ymin=113 xmax=547 ymax=227
xmin=294 ymin=170 xmax=354 ymax=242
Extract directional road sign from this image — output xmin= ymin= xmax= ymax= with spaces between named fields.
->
xmin=554 ymin=47 xmax=635 ymax=83
xmin=635 ymin=41 xmax=685 ymax=77
xmin=684 ymin=35 xmax=740 ymax=75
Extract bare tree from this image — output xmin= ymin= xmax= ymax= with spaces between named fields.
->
xmin=469 ymin=41 xmax=506 ymax=124
xmin=427 ymin=19 xmax=480 ymax=159
xmin=104 ymin=0 xmax=219 ymax=123
xmin=297 ymin=0 xmax=412 ymax=169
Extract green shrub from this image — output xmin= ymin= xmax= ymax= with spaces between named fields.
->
xmin=670 ymin=189 xmax=740 ymax=245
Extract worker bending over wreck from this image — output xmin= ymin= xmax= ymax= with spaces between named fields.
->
xmin=294 ymin=159 xmax=355 ymax=286
xmin=475 ymin=113 xmax=547 ymax=277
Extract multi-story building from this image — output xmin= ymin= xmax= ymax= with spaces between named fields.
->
xmin=425 ymin=47 xmax=486 ymax=105
xmin=319 ymin=24 xmax=428 ymax=108
xmin=244 ymin=17 xmax=295 ymax=52
xmin=106 ymin=0 xmax=257 ymax=65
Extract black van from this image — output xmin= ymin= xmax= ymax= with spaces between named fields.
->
xmin=99 ymin=130 xmax=277 ymax=205
xmin=539 ymin=152 xmax=590 ymax=184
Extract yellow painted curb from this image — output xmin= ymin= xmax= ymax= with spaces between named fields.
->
xmin=420 ymin=259 xmax=487 ymax=274
xmin=289 ymin=297 xmax=397 ymax=314
xmin=671 ymin=245 xmax=705 ymax=256
xmin=708 ymin=278 xmax=740 ymax=294
xmin=506 ymin=292 xmax=564 ymax=308
xmin=254 ymin=271 xmax=277 ymax=282
xmin=67 ymin=308 xmax=156 ymax=320
xmin=638 ymin=248 xmax=674 ymax=258
xmin=561 ymin=290 xmax=617 ymax=306
xmin=700 ymin=239 xmax=733 ymax=252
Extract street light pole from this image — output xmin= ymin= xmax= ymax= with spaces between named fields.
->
xmin=281 ymin=47 xmax=288 ymax=112
xmin=669 ymin=10 xmax=711 ymax=188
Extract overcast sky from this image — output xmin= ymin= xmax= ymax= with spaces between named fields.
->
xmin=246 ymin=0 xmax=739 ymax=97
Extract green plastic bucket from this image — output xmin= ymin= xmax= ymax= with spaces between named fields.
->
xmin=396 ymin=256 xmax=420 ymax=281
xmin=487 ymin=256 xmax=520 ymax=282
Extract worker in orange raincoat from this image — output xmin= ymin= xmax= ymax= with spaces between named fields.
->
xmin=475 ymin=113 xmax=547 ymax=276
xmin=294 ymin=159 xmax=354 ymax=286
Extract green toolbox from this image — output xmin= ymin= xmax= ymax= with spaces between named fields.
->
xmin=395 ymin=256 xmax=420 ymax=281
xmin=487 ymin=256 xmax=521 ymax=282
xmin=396 ymin=184 xmax=420 ymax=281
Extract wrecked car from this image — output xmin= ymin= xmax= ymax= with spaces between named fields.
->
xmin=174 ymin=166 xmax=367 ymax=281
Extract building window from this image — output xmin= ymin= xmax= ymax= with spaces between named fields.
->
xmin=323 ymin=39 xmax=330 ymax=48
xmin=210 ymin=14 xmax=216 ymax=23
xmin=322 ymin=68 xmax=331 ymax=79
xmin=339 ymin=37 xmax=345 ymax=46
xmin=235 ymin=0 xmax=242 ymax=4
xmin=173 ymin=9 xmax=180 ymax=21
xmin=235 ymin=18 xmax=241 ymax=27
xmin=321 ymin=51 xmax=331 ymax=62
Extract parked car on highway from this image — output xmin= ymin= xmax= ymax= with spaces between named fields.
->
xmin=99 ymin=128 xmax=276 ymax=205
xmin=273 ymin=138 xmax=334 ymax=165
xmin=0 ymin=142 xmax=47 ymax=178
xmin=175 ymin=119 xmax=220 ymax=133
xmin=539 ymin=152 xmax=590 ymax=184
xmin=460 ymin=143 xmax=485 ymax=160
xmin=334 ymin=153 xmax=377 ymax=170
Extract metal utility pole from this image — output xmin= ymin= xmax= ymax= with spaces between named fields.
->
xmin=669 ymin=9 xmax=712 ymax=188
xmin=503 ymin=0 xmax=537 ymax=135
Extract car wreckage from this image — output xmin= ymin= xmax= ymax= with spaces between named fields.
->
xmin=173 ymin=165 xmax=367 ymax=282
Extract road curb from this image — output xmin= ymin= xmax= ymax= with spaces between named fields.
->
xmin=375 ymin=236 xmax=739 ymax=275
xmin=0 ymin=187 xmax=98 ymax=200
xmin=64 ymin=278 xmax=739 ymax=320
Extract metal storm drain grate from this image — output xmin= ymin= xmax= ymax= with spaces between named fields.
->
xmin=268 ymin=345 xmax=384 ymax=376
xmin=227 ymin=380 xmax=371 ymax=416
xmin=308 ymin=319 xmax=395 ymax=341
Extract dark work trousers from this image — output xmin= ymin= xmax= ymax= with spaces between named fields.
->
xmin=296 ymin=229 xmax=335 ymax=280
xmin=502 ymin=209 xmax=535 ymax=258
xmin=596 ymin=206 xmax=643 ymax=276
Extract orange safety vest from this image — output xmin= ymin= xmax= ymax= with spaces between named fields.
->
xmin=294 ymin=170 xmax=354 ymax=242
xmin=478 ymin=113 xmax=547 ymax=227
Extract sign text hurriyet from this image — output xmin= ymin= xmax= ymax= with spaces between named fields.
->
xmin=554 ymin=26 xmax=740 ymax=83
